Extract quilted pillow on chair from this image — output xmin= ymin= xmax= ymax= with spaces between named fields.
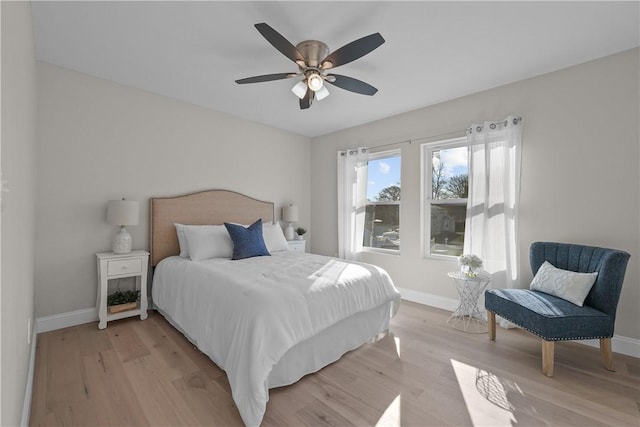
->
xmin=530 ymin=261 xmax=598 ymax=306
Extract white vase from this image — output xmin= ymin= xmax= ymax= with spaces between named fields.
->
xmin=461 ymin=265 xmax=481 ymax=277
xmin=113 ymin=226 xmax=132 ymax=254
xmin=284 ymin=223 xmax=295 ymax=241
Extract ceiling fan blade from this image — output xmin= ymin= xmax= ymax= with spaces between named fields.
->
xmin=321 ymin=33 xmax=385 ymax=69
xmin=255 ymin=23 xmax=304 ymax=64
xmin=325 ymin=74 xmax=378 ymax=96
xmin=235 ymin=73 xmax=296 ymax=84
xmin=299 ymin=88 xmax=313 ymax=109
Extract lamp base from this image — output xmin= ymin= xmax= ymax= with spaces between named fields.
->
xmin=113 ymin=226 xmax=132 ymax=254
xmin=284 ymin=222 xmax=295 ymax=241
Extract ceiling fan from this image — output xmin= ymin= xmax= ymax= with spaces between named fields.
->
xmin=235 ymin=23 xmax=385 ymax=110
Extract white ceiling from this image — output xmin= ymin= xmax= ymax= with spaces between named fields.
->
xmin=31 ymin=1 xmax=639 ymax=138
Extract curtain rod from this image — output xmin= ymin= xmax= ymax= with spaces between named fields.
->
xmin=339 ymin=116 xmax=522 ymax=156
xmin=339 ymin=129 xmax=464 ymax=156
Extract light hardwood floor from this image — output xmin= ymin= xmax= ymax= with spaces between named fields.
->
xmin=30 ymin=301 xmax=640 ymax=426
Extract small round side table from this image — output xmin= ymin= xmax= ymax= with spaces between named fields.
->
xmin=447 ymin=271 xmax=492 ymax=333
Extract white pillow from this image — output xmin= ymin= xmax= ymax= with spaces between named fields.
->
xmin=183 ymin=225 xmax=234 ymax=261
xmin=530 ymin=261 xmax=598 ymax=306
xmin=174 ymin=223 xmax=189 ymax=257
xmin=262 ymin=222 xmax=289 ymax=252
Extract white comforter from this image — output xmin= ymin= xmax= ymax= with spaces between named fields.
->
xmin=152 ymin=251 xmax=400 ymax=426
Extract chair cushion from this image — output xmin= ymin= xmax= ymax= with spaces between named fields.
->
xmin=485 ymin=289 xmax=614 ymax=341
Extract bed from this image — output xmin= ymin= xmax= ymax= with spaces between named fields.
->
xmin=149 ymin=190 xmax=401 ymax=426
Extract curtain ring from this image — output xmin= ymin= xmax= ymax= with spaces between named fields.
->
xmin=476 ymin=126 xmax=482 ymax=132
xmin=513 ymin=118 xmax=519 ymax=125
xmin=490 ymin=123 xmax=496 ymax=130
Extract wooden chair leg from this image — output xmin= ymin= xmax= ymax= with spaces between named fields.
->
xmin=488 ymin=311 xmax=496 ymax=340
xmin=600 ymin=338 xmax=615 ymax=371
xmin=542 ymin=340 xmax=554 ymax=377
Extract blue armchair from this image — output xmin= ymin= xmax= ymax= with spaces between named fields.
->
xmin=485 ymin=242 xmax=630 ymax=377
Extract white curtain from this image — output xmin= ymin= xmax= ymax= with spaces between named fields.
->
xmin=337 ymin=148 xmax=368 ymax=260
xmin=464 ymin=115 xmax=523 ymax=291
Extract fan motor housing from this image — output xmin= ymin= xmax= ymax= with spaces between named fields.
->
xmin=296 ymin=40 xmax=329 ymax=68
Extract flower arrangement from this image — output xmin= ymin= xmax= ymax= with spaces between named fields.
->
xmin=458 ymin=254 xmax=483 ymax=277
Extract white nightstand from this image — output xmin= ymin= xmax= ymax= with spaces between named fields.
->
xmin=287 ymin=240 xmax=306 ymax=253
xmin=96 ymin=250 xmax=149 ymax=329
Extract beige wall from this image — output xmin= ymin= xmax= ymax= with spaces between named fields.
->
xmin=1 ymin=1 xmax=38 ymax=425
xmin=311 ymin=48 xmax=640 ymax=341
xmin=35 ymin=62 xmax=311 ymax=318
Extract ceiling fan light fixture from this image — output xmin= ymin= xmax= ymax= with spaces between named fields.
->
xmin=237 ymin=23 xmax=385 ymax=110
xmin=291 ymin=80 xmax=308 ymax=99
xmin=307 ymin=72 xmax=324 ymax=91
xmin=315 ymin=85 xmax=330 ymax=101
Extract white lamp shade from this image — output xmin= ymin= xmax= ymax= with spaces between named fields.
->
xmin=315 ymin=85 xmax=330 ymax=101
xmin=291 ymin=81 xmax=307 ymax=99
xmin=282 ymin=205 xmax=299 ymax=222
xmin=107 ymin=199 xmax=139 ymax=226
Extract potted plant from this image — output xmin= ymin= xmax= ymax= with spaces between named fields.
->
xmin=107 ymin=289 xmax=140 ymax=314
xmin=295 ymin=227 xmax=307 ymax=241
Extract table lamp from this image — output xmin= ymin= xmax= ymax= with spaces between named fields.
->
xmin=107 ymin=198 xmax=139 ymax=254
xmin=282 ymin=204 xmax=298 ymax=241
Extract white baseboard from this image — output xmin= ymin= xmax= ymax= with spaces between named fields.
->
xmin=397 ymin=287 xmax=640 ymax=359
xmin=21 ymin=322 xmax=37 ymax=427
xmin=35 ymin=297 xmax=153 ymax=333
xmin=578 ymin=336 xmax=640 ymax=358
xmin=36 ymin=307 xmax=97 ymax=333
xmin=397 ymin=286 xmax=458 ymax=312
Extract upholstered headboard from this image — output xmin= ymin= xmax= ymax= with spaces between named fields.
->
xmin=149 ymin=189 xmax=274 ymax=266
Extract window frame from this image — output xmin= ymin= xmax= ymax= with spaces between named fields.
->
xmin=362 ymin=148 xmax=402 ymax=256
xmin=421 ymin=137 xmax=469 ymax=259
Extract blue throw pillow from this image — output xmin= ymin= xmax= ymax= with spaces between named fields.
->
xmin=224 ymin=219 xmax=271 ymax=260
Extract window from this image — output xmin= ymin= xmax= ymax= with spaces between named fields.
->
xmin=363 ymin=149 xmax=401 ymax=252
xmin=423 ymin=137 xmax=469 ymax=257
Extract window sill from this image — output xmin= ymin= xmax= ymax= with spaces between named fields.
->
xmin=361 ymin=247 xmax=401 ymax=256
xmin=424 ymin=253 xmax=459 ymax=262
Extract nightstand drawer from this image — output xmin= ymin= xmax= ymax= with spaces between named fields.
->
xmin=107 ymin=258 xmax=142 ymax=276
xmin=288 ymin=240 xmax=306 ymax=253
